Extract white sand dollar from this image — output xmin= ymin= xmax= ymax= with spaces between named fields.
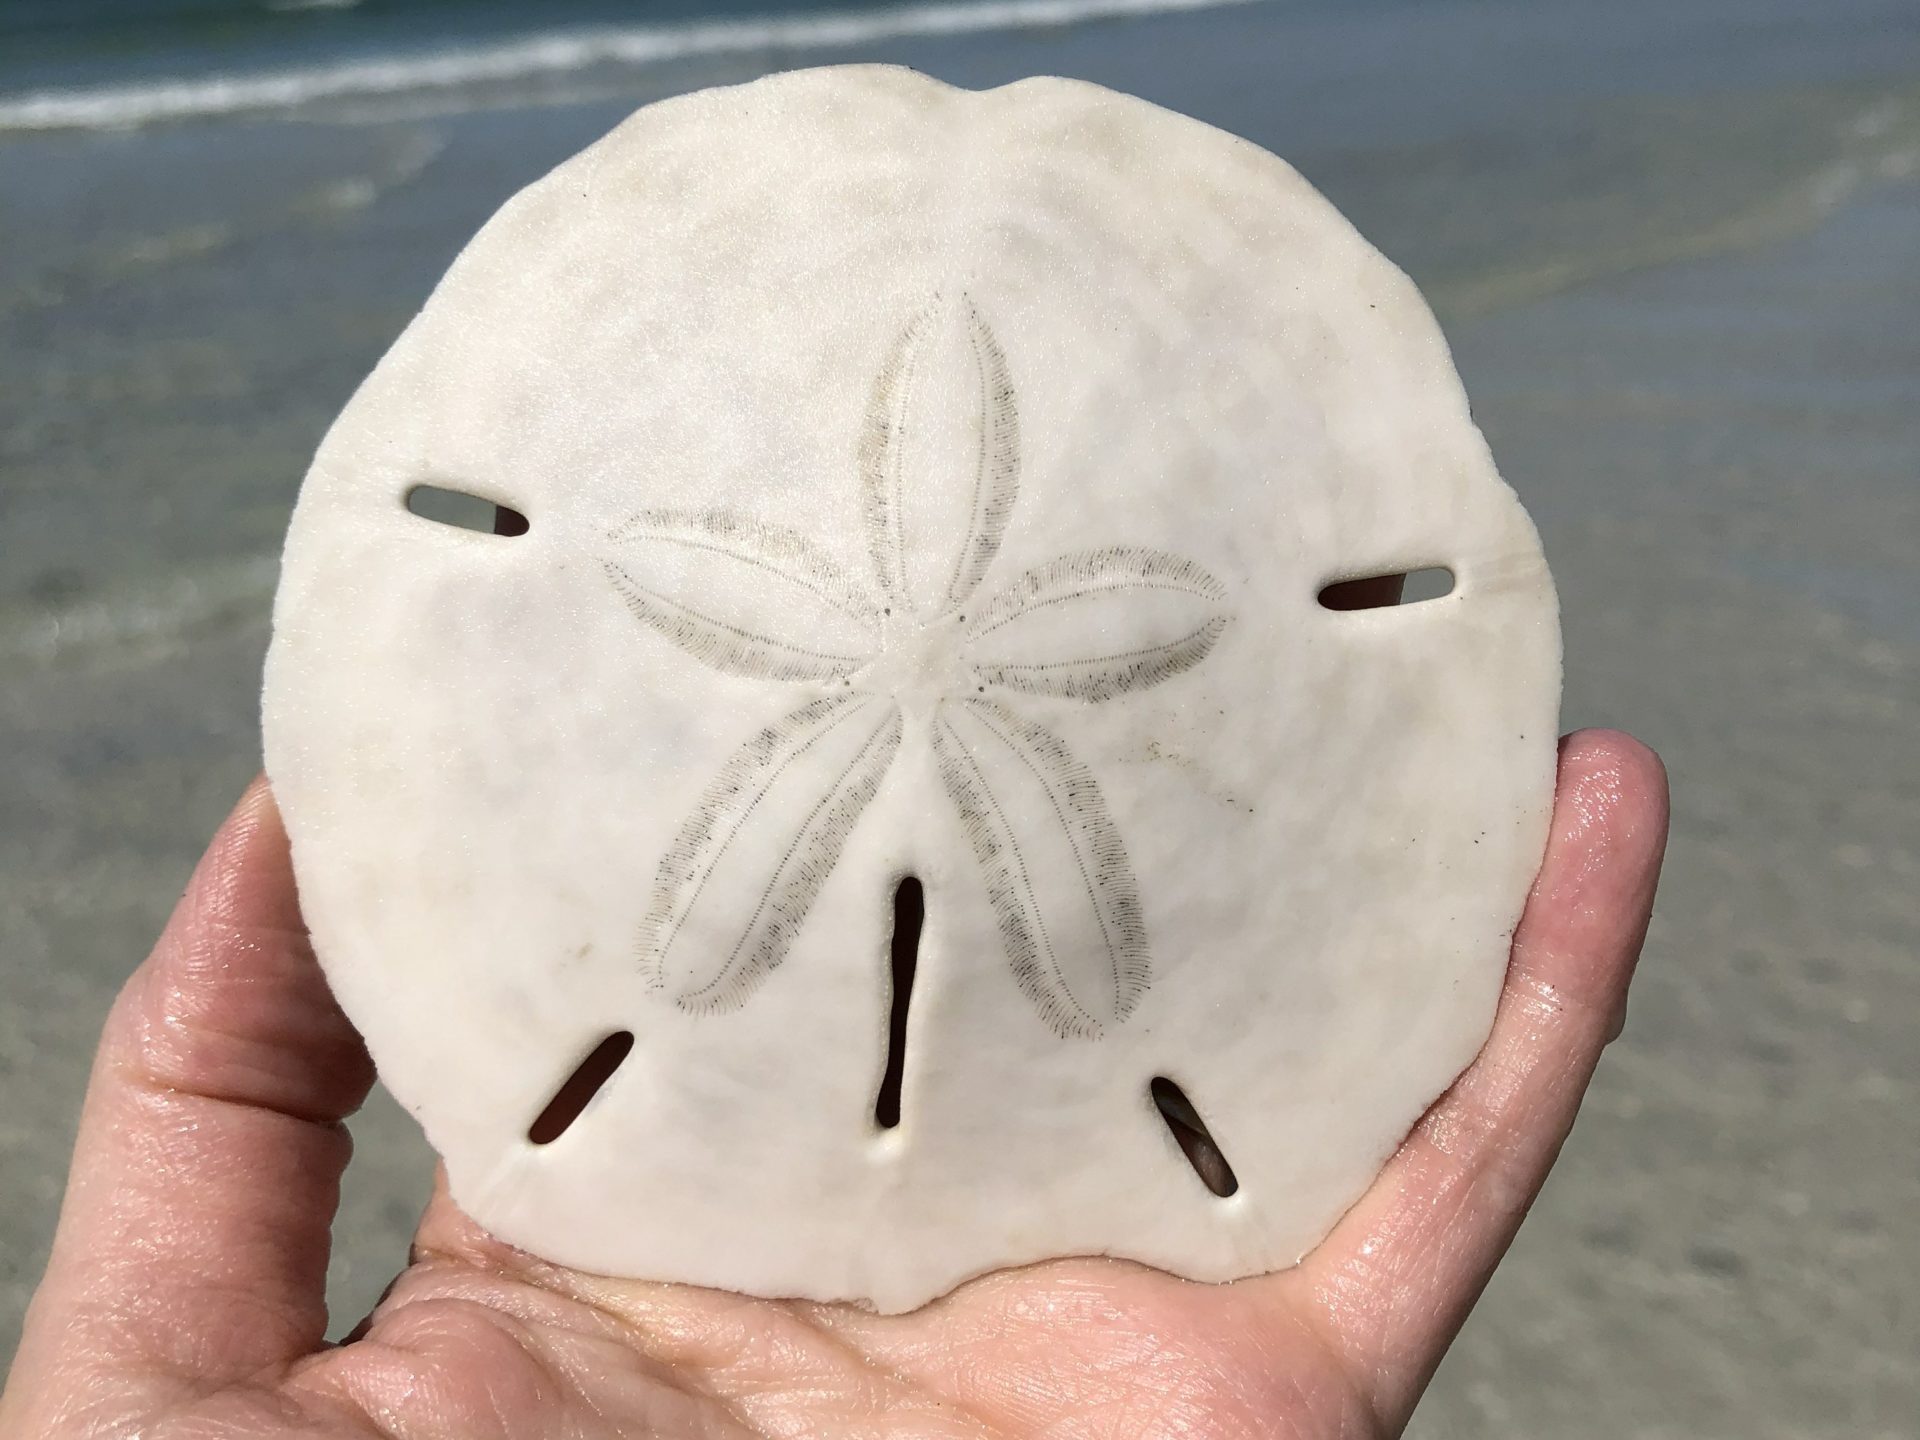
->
xmin=263 ymin=64 xmax=1560 ymax=1312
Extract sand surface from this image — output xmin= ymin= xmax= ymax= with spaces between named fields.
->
xmin=2 ymin=0 xmax=1916 ymax=1432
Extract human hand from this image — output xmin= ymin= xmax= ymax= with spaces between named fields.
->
xmin=0 ymin=729 xmax=1665 ymax=1439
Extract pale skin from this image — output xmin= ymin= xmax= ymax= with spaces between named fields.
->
xmin=0 ymin=730 xmax=1666 ymax=1439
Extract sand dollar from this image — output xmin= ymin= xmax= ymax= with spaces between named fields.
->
xmin=263 ymin=64 xmax=1560 ymax=1312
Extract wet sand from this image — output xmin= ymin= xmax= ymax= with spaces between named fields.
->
xmin=2 ymin=1 xmax=1917 ymax=1432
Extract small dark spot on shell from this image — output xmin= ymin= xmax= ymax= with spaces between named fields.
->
xmin=1687 ymin=1243 xmax=1747 ymax=1279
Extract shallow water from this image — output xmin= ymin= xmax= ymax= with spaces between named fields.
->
xmin=2 ymin=0 xmax=1917 ymax=1432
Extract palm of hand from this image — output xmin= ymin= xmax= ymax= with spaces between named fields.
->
xmin=0 ymin=732 xmax=1664 ymax=1439
xmin=272 ymin=1237 xmax=1372 ymax=1438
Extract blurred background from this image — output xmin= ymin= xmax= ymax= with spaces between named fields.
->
xmin=2 ymin=0 xmax=1916 ymax=1434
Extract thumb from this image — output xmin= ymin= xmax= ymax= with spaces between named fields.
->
xmin=2 ymin=779 xmax=373 ymax=1430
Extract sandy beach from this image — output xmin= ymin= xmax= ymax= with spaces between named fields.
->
xmin=2 ymin=0 xmax=1916 ymax=1433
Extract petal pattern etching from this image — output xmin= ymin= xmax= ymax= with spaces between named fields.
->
xmin=603 ymin=291 xmax=1232 ymax=1039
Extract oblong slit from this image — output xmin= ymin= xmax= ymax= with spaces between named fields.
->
xmin=528 ymin=1031 xmax=633 ymax=1145
xmin=406 ymin=483 xmax=530 ymax=537
xmin=875 ymin=876 xmax=923 ymax=1130
xmin=1151 ymin=1075 xmax=1239 ymax=1197
xmin=1317 ymin=567 xmax=1454 ymax=610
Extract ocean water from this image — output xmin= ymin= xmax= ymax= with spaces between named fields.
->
xmin=5 ymin=0 xmax=1918 ymax=676
xmin=2 ymin=1 xmax=1918 ymax=1433
xmin=0 ymin=0 xmax=1272 ymax=125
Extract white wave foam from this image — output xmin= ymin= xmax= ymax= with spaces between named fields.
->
xmin=0 ymin=556 xmax=280 ymax=668
xmin=0 ymin=0 xmax=1259 ymax=133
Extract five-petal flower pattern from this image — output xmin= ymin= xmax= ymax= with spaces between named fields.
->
xmin=602 ymin=292 xmax=1232 ymax=1039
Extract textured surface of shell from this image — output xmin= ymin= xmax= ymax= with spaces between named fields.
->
xmin=262 ymin=64 xmax=1561 ymax=1312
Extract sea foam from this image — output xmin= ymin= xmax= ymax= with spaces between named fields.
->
xmin=0 ymin=0 xmax=1258 ymax=133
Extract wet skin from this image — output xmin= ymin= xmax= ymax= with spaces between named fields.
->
xmin=0 ymin=730 xmax=1666 ymax=1440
